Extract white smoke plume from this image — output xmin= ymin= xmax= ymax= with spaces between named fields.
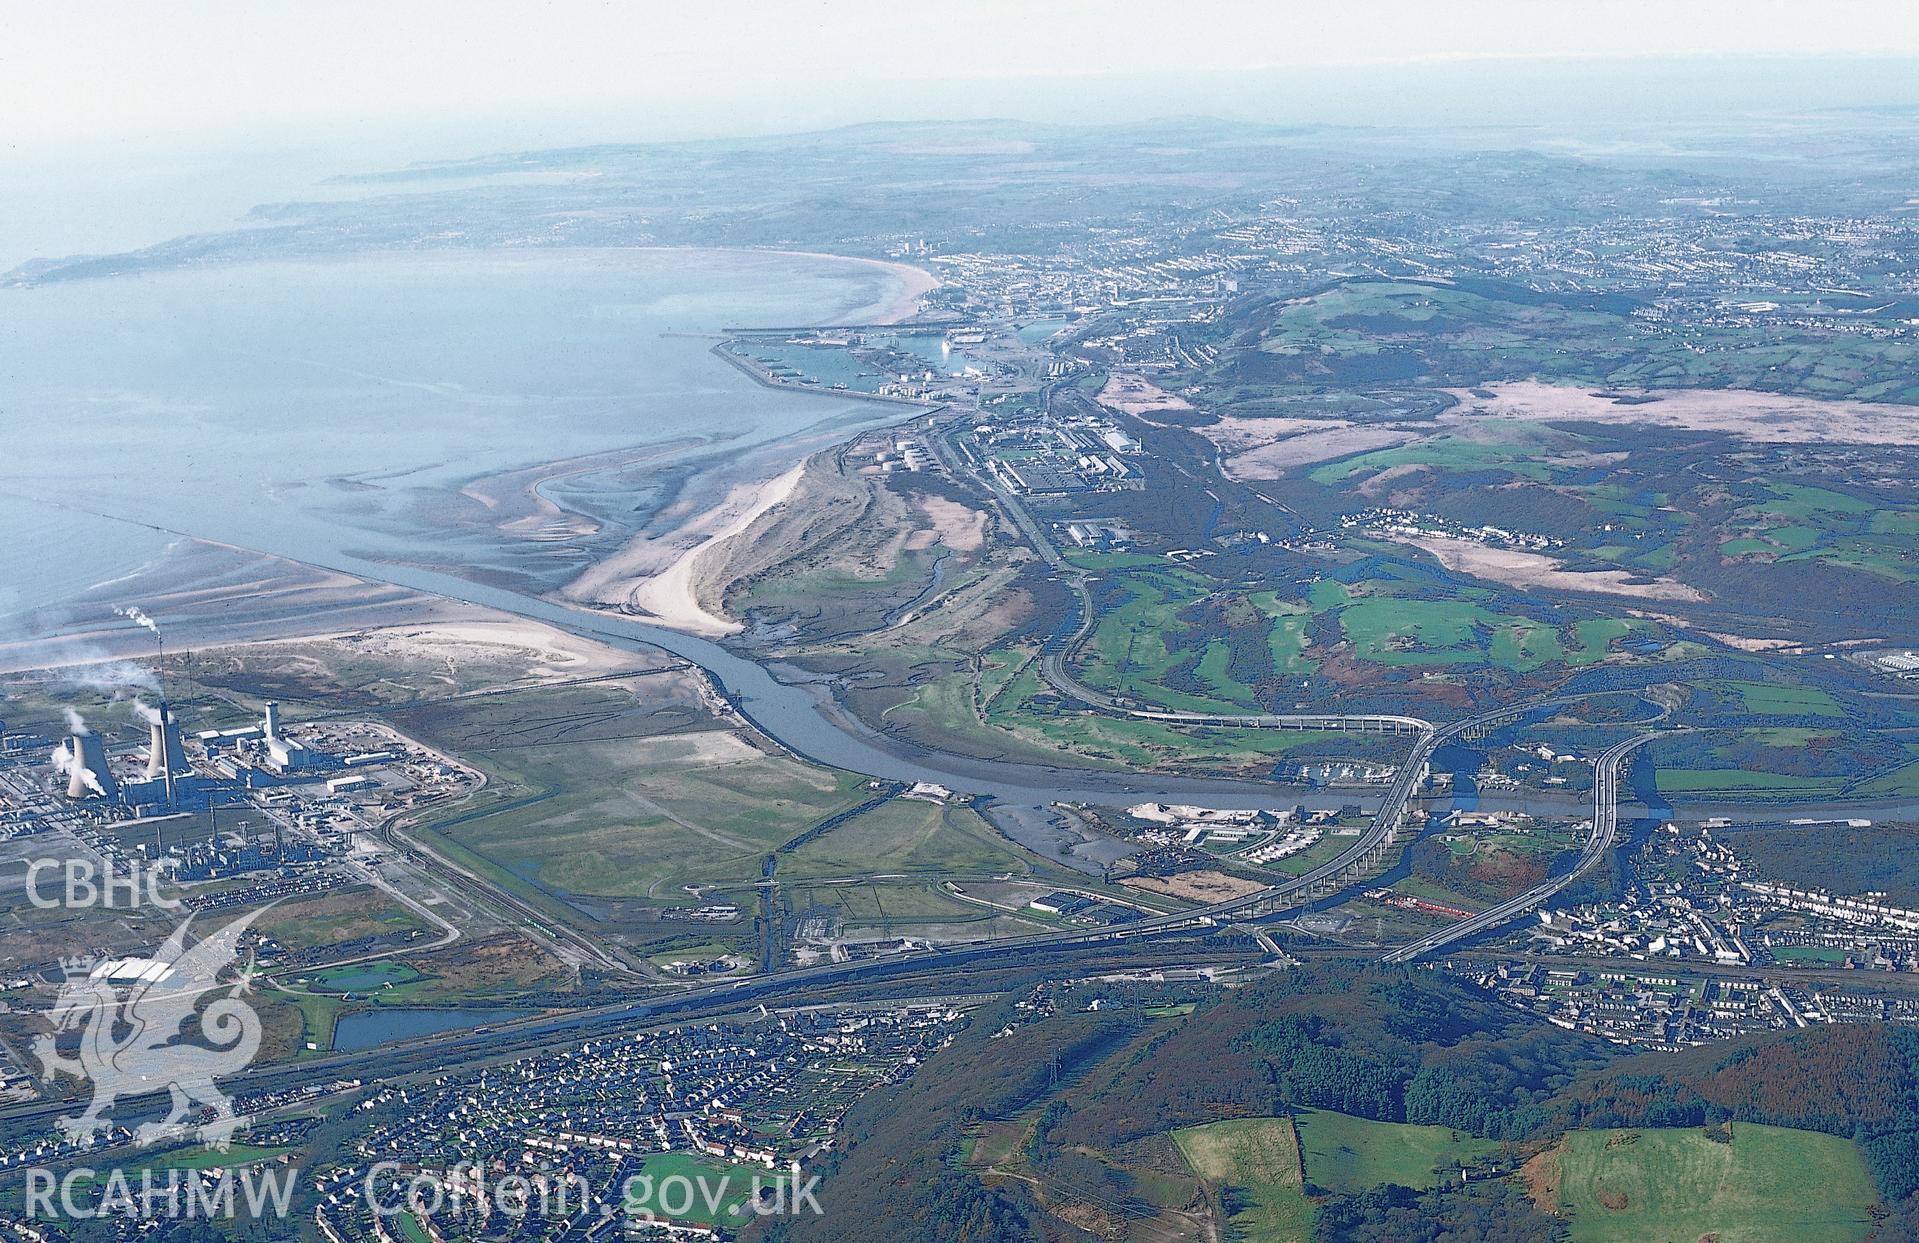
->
xmin=130 ymin=698 xmax=163 ymax=726
xmin=48 ymin=738 xmax=103 ymax=794
xmin=116 ymin=605 xmax=161 ymax=639
xmin=63 ymin=707 xmax=89 ymax=736
xmin=68 ymin=661 xmax=161 ymax=694
xmin=0 ymin=597 xmax=161 ymax=694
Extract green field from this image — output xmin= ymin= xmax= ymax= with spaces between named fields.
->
xmin=895 ymin=644 xmax=1353 ymax=774
xmin=995 ymin=697 xmax=1336 ymax=769
xmin=1715 ymin=483 xmax=1919 ymax=584
xmin=435 ymin=731 xmax=867 ymax=900
xmin=1067 ymin=557 xmax=1313 ymax=712
xmin=1645 ymin=714 xmax=1915 ymax=800
xmin=1173 ymin=1117 xmax=1315 ymax=1242
xmin=129 ymin=1143 xmax=290 ymax=1175
xmin=393 ymin=1212 xmax=432 ymax=1243
xmin=622 ymin=1151 xmax=790 ymax=1226
xmin=1568 ymin=618 xmax=1652 ymax=665
xmin=250 ymin=885 xmax=429 ymax=951
xmin=1548 ymin=1124 xmax=1877 ymax=1243
xmin=305 ymin=961 xmax=423 ymax=992
xmin=1233 ymin=278 xmax=1919 ymax=403
xmin=277 ymin=987 xmax=350 ymax=1049
xmin=1261 ymin=827 xmax=1365 ymax=877
xmin=1144 ymin=1003 xmax=1198 ymax=1018
xmin=1853 ymin=756 xmax=1919 ymax=797
xmin=1762 ymin=483 xmax=1876 ymax=519
xmin=1770 ymin=944 xmax=1850 ymax=965
xmin=786 ymin=877 xmax=1036 ymax=938
xmin=1294 ymin=1108 xmax=1499 ymax=1194
xmin=884 ymin=646 xmax=1328 ymax=775
xmin=1311 ymin=426 xmax=1558 ymax=486
xmin=1654 ymin=768 xmax=1848 ymax=797
xmin=779 ymin=799 xmax=1034 ymax=881
xmin=50 ymin=1144 xmax=295 ymax=1204
xmin=1725 ymin=680 xmax=1844 ymax=717
xmin=1333 ymin=588 xmax=1571 ymax=672
xmin=1302 ymin=573 xmax=1666 ymax=677
xmin=1250 ymin=590 xmax=1315 ymax=674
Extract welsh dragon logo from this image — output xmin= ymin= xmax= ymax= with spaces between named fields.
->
xmin=34 ymin=908 xmax=268 ymax=1150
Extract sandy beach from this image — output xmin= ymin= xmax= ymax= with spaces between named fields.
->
xmin=550 ymin=249 xmax=938 ymax=636
xmin=0 ymin=538 xmax=660 ymax=684
xmin=623 ymin=463 xmax=806 ymax=635
xmin=744 ymin=248 xmax=939 ymax=325
xmin=615 ymin=246 xmax=938 ymax=327
xmin=314 ymin=616 xmax=668 ymax=682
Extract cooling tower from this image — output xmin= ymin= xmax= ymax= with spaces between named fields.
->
xmin=263 ymin=701 xmax=282 ymax=741
xmin=144 ymin=708 xmax=189 ymax=781
xmin=65 ymin=733 xmax=118 ymax=800
xmin=63 ymin=738 xmax=86 ymax=800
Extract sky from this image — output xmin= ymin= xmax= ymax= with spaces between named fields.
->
xmin=6 ymin=2 xmax=1919 ymax=265
xmin=9 ymin=1 xmax=1919 ymax=155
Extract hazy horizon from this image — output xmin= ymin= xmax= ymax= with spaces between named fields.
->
xmin=11 ymin=51 xmax=1919 ymax=270
xmin=9 ymin=0 xmax=1919 ymax=266
xmin=10 ymin=2 xmax=1919 ymax=151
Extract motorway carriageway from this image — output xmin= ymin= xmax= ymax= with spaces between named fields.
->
xmin=2 ymin=700 xmax=1568 ymax=1132
xmin=1383 ymin=732 xmax=1659 ymax=964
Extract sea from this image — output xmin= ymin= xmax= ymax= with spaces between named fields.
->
xmin=0 ymin=248 xmax=911 ymax=636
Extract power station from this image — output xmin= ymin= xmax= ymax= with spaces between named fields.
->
xmin=53 ymin=698 xmax=333 ymax=815
xmin=4 ymin=606 xmax=473 ymax=917
xmin=45 ymin=697 xmax=338 ymax=882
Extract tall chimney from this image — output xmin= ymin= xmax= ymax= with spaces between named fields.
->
xmin=263 ymin=702 xmax=281 ymax=741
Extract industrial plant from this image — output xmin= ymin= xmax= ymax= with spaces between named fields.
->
xmin=50 ymin=699 xmax=332 ymax=817
xmin=0 ymin=609 xmax=484 ymax=903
